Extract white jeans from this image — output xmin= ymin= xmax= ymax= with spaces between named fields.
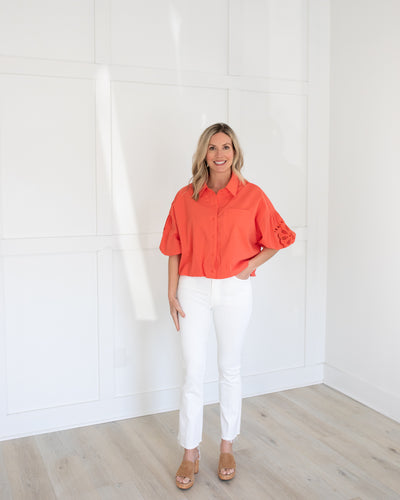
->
xmin=177 ymin=275 xmax=253 ymax=449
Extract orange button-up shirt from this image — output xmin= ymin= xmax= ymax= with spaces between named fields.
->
xmin=160 ymin=173 xmax=296 ymax=279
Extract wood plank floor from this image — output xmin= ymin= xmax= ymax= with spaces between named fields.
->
xmin=1 ymin=384 xmax=400 ymax=499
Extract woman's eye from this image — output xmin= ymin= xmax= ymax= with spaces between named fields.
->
xmin=224 ymin=145 xmax=231 ymax=150
xmin=209 ymin=146 xmax=215 ymax=150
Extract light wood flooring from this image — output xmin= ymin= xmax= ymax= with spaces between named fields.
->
xmin=1 ymin=384 xmax=400 ymax=499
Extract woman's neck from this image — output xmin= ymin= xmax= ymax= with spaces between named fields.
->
xmin=207 ymin=170 xmax=232 ymax=194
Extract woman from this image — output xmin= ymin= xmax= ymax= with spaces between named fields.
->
xmin=160 ymin=123 xmax=295 ymax=489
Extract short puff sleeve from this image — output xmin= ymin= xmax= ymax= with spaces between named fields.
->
xmin=160 ymin=204 xmax=181 ymax=256
xmin=255 ymin=193 xmax=296 ymax=249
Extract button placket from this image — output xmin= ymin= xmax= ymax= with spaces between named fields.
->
xmin=214 ymin=198 xmax=221 ymax=276
xmin=209 ymin=202 xmax=218 ymax=275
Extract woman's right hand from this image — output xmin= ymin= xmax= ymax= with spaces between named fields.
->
xmin=169 ymin=296 xmax=185 ymax=332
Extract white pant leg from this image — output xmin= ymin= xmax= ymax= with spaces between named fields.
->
xmin=213 ymin=277 xmax=252 ymax=442
xmin=177 ymin=276 xmax=212 ymax=449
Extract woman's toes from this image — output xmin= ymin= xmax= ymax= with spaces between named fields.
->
xmin=222 ymin=467 xmax=233 ymax=475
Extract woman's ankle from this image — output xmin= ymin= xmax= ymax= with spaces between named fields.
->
xmin=183 ymin=447 xmax=199 ymax=461
xmin=220 ymin=439 xmax=233 ymax=453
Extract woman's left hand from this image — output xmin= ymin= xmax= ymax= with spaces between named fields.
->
xmin=235 ymin=248 xmax=279 ymax=280
xmin=235 ymin=267 xmax=252 ymax=280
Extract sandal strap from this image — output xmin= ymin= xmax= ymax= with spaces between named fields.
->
xmin=176 ymin=460 xmax=195 ymax=480
xmin=218 ymin=452 xmax=236 ymax=470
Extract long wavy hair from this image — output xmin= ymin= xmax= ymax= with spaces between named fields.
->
xmin=191 ymin=123 xmax=245 ymax=200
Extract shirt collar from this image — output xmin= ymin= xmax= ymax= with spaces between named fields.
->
xmin=199 ymin=172 xmax=240 ymax=197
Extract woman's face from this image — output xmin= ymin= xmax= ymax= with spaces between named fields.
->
xmin=206 ymin=132 xmax=235 ymax=175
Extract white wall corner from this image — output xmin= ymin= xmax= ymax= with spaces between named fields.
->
xmin=324 ymin=363 xmax=400 ymax=424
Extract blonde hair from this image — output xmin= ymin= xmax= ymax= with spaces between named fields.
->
xmin=191 ymin=123 xmax=245 ymax=200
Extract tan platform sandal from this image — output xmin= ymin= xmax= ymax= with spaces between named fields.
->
xmin=175 ymin=453 xmax=200 ymax=490
xmin=218 ymin=452 xmax=236 ymax=480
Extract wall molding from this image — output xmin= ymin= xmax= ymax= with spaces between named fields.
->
xmin=0 ymin=55 xmax=308 ymax=96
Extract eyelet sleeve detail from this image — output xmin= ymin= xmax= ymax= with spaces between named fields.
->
xmin=271 ymin=215 xmax=296 ymax=247
xmin=256 ymin=192 xmax=296 ymax=250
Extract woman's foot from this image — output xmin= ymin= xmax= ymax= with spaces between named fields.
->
xmin=175 ymin=447 xmax=200 ymax=489
xmin=218 ymin=439 xmax=235 ymax=479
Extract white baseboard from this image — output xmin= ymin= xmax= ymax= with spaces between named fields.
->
xmin=3 ymin=363 xmax=398 ymax=441
xmin=0 ymin=364 xmax=324 ymax=442
xmin=242 ymin=363 xmax=324 ymax=398
xmin=324 ymin=363 xmax=400 ymax=423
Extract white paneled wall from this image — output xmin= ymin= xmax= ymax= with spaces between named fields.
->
xmin=110 ymin=0 xmax=229 ymax=73
xmin=232 ymin=0 xmax=308 ymax=79
xmin=0 ymin=0 xmax=329 ymax=440
xmin=0 ymin=0 xmax=94 ymax=62
xmin=0 ymin=75 xmax=96 ymax=238
xmin=4 ymin=253 xmax=99 ymax=413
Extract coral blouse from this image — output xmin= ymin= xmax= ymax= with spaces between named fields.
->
xmin=160 ymin=173 xmax=296 ymax=279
